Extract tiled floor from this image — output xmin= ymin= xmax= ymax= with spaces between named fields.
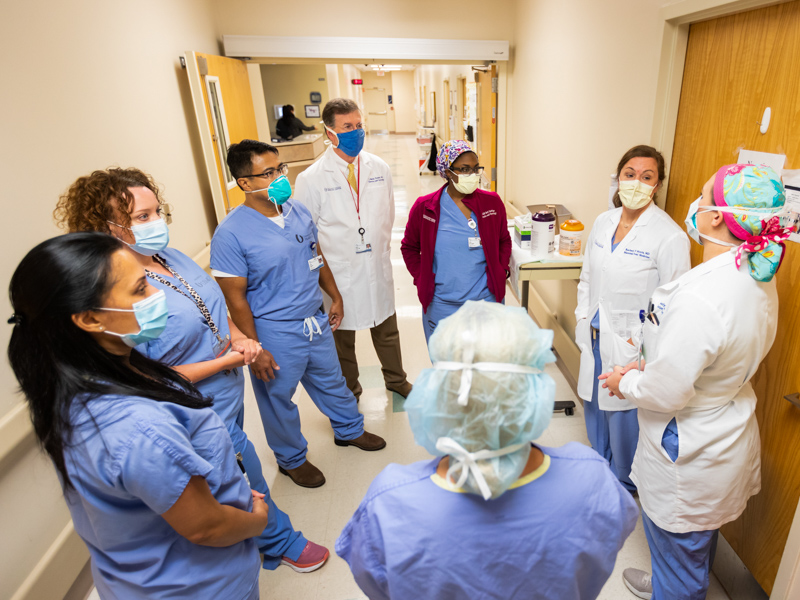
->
xmin=89 ymin=134 xmax=731 ymax=600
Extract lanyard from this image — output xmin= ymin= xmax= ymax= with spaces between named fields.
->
xmin=342 ymin=155 xmax=365 ymax=239
xmin=146 ymin=255 xmax=224 ymax=345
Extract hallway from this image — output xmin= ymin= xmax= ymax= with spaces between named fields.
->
xmin=233 ymin=134 xmax=731 ymax=599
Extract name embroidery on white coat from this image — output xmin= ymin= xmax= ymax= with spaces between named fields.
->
xmin=481 ymin=209 xmax=497 ymax=218
xmin=368 ymin=176 xmax=385 ymax=184
xmin=324 ymin=186 xmax=342 ymax=192
xmin=423 ymin=215 xmax=436 ymax=223
xmin=623 ymin=248 xmax=652 ymax=259
xmin=595 ymin=240 xmax=604 ymax=249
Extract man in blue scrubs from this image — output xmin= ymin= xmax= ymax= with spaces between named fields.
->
xmin=211 ymin=140 xmax=386 ymax=488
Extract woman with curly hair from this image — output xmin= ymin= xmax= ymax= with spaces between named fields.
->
xmin=54 ymin=168 xmax=329 ymax=574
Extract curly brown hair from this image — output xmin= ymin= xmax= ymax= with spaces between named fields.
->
xmin=54 ymin=168 xmax=166 ymax=233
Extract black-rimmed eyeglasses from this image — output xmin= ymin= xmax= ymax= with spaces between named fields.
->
xmin=241 ymin=163 xmax=289 ymax=179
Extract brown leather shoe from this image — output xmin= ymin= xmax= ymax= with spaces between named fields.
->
xmin=386 ymin=381 xmax=413 ymax=399
xmin=334 ymin=431 xmax=387 ymax=451
xmin=278 ymin=460 xmax=326 ymax=488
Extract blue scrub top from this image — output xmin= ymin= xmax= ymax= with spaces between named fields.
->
xmin=63 ymin=395 xmax=260 ymax=599
xmin=337 ymin=442 xmax=638 ymax=600
xmin=211 ymin=201 xmax=323 ymax=321
xmin=138 ymin=248 xmax=243 ymax=427
xmin=432 ymin=189 xmax=494 ymax=304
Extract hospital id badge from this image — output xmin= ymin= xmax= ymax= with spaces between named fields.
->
xmin=355 ymin=242 xmax=372 ymax=254
xmin=214 ymin=334 xmax=231 ymax=358
xmin=308 ymin=255 xmax=324 ymax=271
xmin=468 ymin=236 xmax=482 ymax=249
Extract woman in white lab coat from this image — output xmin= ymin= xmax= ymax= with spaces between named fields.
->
xmin=575 ymin=145 xmax=690 ymax=493
xmin=602 ymin=164 xmax=791 ymax=600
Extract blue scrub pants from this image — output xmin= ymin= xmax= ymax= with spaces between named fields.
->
xmin=584 ymin=330 xmax=638 ymax=493
xmin=251 ymin=310 xmax=365 ymax=470
xmin=229 ymin=408 xmax=306 ymax=569
xmin=642 ymin=511 xmax=718 ymax=600
xmin=423 ymin=299 xmax=461 ymax=343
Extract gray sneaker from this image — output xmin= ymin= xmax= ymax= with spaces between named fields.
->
xmin=623 ymin=568 xmax=653 ymax=599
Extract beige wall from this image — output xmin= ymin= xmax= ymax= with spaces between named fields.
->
xmin=0 ymin=0 xmax=221 ymax=597
xmin=506 ymin=0 xmax=665 ymax=339
xmin=211 ymin=0 xmax=516 ymax=39
xmin=391 ymin=71 xmax=417 ymax=133
xmin=260 ymin=64 xmax=328 ymax=137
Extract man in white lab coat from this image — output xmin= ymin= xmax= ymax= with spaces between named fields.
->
xmin=294 ymin=98 xmax=412 ymax=401
xmin=601 ymin=164 xmax=790 ymax=600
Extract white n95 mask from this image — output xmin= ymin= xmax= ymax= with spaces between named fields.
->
xmin=618 ymin=179 xmax=655 ymax=210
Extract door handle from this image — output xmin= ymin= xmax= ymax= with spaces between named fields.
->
xmin=369 ymin=111 xmax=388 ymax=115
xmin=785 ymin=393 xmax=800 ymax=409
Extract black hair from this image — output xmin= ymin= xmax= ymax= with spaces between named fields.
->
xmin=282 ymin=104 xmax=294 ymax=116
xmin=226 ymin=139 xmax=280 ymax=180
xmin=7 ymin=232 xmax=210 ymax=488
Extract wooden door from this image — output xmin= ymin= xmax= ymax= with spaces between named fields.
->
xmin=185 ymin=52 xmax=258 ymax=218
xmin=443 ymin=79 xmax=451 ymax=140
xmin=665 ymin=2 xmax=800 ymax=593
xmin=475 ymin=65 xmax=498 ymax=191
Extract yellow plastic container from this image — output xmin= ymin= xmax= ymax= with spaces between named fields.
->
xmin=559 ymin=219 xmax=584 ymax=257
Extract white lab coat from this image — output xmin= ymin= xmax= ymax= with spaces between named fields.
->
xmin=575 ymin=204 xmax=690 ymax=410
xmin=619 ymin=250 xmax=778 ymax=533
xmin=294 ymin=147 xmax=396 ymax=331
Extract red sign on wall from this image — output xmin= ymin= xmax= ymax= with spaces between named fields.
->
xmin=351 ymin=79 xmax=363 ymax=85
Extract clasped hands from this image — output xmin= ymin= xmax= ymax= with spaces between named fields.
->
xmin=598 ymin=360 xmax=645 ymax=399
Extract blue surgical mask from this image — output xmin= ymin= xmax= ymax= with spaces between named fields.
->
xmin=327 ymin=126 xmax=365 ymax=157
xmin=97 ymin=290 xmax=169 ymax=347
xmin=109 ymin=218 xmax=170 ymax=256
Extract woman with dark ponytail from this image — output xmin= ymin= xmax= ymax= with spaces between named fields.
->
xmin=8 ymin=232 xmax=266 ymax=599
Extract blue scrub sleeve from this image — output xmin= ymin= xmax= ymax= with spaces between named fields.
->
xmin=210 ymin=228 xmax=248 ymax=278
xmin=336 ymin=508 xmax=390 ymax=600
xmin=116 ymin=421 xmax=216 ymax=514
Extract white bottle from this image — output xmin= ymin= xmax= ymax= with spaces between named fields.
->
xmin=530 ymin=211 xmax=556 ymax=260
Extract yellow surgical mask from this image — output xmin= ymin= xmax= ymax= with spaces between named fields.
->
xmin=618 ymin=179 xmax=655 ymax=210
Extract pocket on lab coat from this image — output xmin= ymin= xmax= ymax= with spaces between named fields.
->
xmin=598 ymin=308 xmax=638 ymax=410
xmin=615 ymin=257 xmax=651 ymax=295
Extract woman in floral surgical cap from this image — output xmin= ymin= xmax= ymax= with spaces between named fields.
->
xmin=401 ymin=140 xmax=511 ymax=344
xmin=602 ymin=164 xmax=791 ymax=600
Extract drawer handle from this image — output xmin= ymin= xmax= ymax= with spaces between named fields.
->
xmin=785 ymin=393 xmax=800 ymax=408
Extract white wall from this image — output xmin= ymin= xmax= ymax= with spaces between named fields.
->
xmin=0 ymin=0 xmax=221 ymax=597
xmin=506 ymin=0 xmax=665 ymax=339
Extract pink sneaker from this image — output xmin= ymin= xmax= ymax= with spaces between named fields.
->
xmin=280 ymin=541 xmax=329 ymax=573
